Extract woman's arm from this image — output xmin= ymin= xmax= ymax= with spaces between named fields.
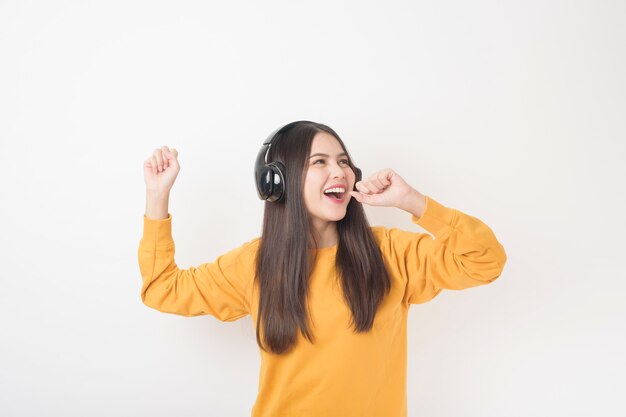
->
xmin=139 ymin=145 xmax=257 ymax=320
xmin=145 ymin=190 xmax=170 ymax=220
xmin=137 ymin=214 xmax=257 ymax=320
xmin=352 ymin=168 xmax=507 ymax=304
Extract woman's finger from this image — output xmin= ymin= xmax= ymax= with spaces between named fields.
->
xmin=153 ymin=155 xmax=161 ymax=174
xmin=355 ymin=182 xmax=369 ymax=194
xmin=144 ymin=158 xmax=155 ymax=174
xmin=154 ymin=149 xmax=164 ymax=172
xmin=375 ymin=170 xmax=391 ymax=185
xmin=366 ymin=181 xmax=383 ymax=193
xmin=370 ymin=177 xmax=387 ymax=191
xmin=356 ymin=181 xmax=376 ymax=194
xmin=161 ymin=150 xmax=169 ymax=169
xmin=349 ymin=191 xmax=363 ymax=202
xmin=161 ymin=146 xmax=171 ymax=169
xmin=362 ymin=177 xmax=384 ymax=193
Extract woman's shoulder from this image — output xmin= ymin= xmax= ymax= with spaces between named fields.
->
xmin=238 ymin=236 xmax=262 ymax=256
xmin=368 ymin=225 xmax=392 ymax=250
xmin=369 ymin=225 xmax=387 ymax=240
xmin=217 ymin=236 xmax=262 ymax=265
xmin=368 ymin=225 xmax=399 ymax=240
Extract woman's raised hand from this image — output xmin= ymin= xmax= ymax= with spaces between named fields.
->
xmin=143 ymin=146 xmax=180 ymax=194
xmin=349 ymin=168 xmax=421 ymax=209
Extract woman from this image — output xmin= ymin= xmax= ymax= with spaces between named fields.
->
xmin=138 ymin=120 xmax=507 ymax=417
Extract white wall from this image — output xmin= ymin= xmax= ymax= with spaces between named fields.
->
xmin=1 ymin=0 xmax=624 ymax=416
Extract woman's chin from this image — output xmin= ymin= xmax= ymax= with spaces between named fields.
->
xmin=325 ymin=209 xmax=347 ymax=221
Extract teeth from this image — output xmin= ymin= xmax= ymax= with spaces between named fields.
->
xmin=324 ymin=187 xmax=346 ymax=194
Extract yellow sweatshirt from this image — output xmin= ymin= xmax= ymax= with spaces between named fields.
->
xmin=137 ymin=195 xmax=507 ymax=417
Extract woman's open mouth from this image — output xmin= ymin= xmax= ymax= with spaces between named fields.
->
xmin=323 ymin=191 xmax=346 ymax=203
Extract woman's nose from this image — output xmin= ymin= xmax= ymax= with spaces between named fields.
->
xmin=329 ymin=162 xmax=345 ymax=178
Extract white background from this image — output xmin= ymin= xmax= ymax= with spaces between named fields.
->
xmin=1 ymin=0 xmax=624 ymax=416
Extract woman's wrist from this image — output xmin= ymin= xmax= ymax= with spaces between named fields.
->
xmin=145 ymin=189 xmax=170 ymax=220
xmin=398 ymin=189 xmax=427 ymax=219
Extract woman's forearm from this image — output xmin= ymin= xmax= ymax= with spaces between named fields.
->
xmin=145 ymin=190 xmax=170 ymax=220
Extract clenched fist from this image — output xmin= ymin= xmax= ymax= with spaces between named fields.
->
xmin=144 ymin=146 xmax=180 ymax=194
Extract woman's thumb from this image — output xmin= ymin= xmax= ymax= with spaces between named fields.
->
xmin=349 ymin=191 xmax=362 ymax=202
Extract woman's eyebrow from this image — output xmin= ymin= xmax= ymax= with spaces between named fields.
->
xmin=308 ymin=152 xmax=348 ymax=159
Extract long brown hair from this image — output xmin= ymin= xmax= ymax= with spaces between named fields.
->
xmin=254 ymin=121 xmax=391 ymax=355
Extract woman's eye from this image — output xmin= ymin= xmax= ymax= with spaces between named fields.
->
xmin=314 ymin=159 xmax=350 ymax=165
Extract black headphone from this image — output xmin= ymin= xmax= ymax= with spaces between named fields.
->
xmin=254 ymin=121 xmax=362 ymax=202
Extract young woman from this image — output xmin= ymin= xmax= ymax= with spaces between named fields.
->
xmin=138 ymin=120 xmax=507 ymax=417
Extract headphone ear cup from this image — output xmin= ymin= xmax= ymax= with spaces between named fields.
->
xmin=268 ymin=161 xmax=286 ymax=202
xmin=257 ymin=166 xmax=273 ymax=200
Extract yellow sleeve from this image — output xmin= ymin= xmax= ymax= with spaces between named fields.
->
xmin=137 ymin=213 xmax=258 ymax=321
xmin=378 ymin=196 xmax=507 ymax=305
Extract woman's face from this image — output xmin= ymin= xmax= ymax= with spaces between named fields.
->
xmin=303 ymin=132 xmax=357 ymax=229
